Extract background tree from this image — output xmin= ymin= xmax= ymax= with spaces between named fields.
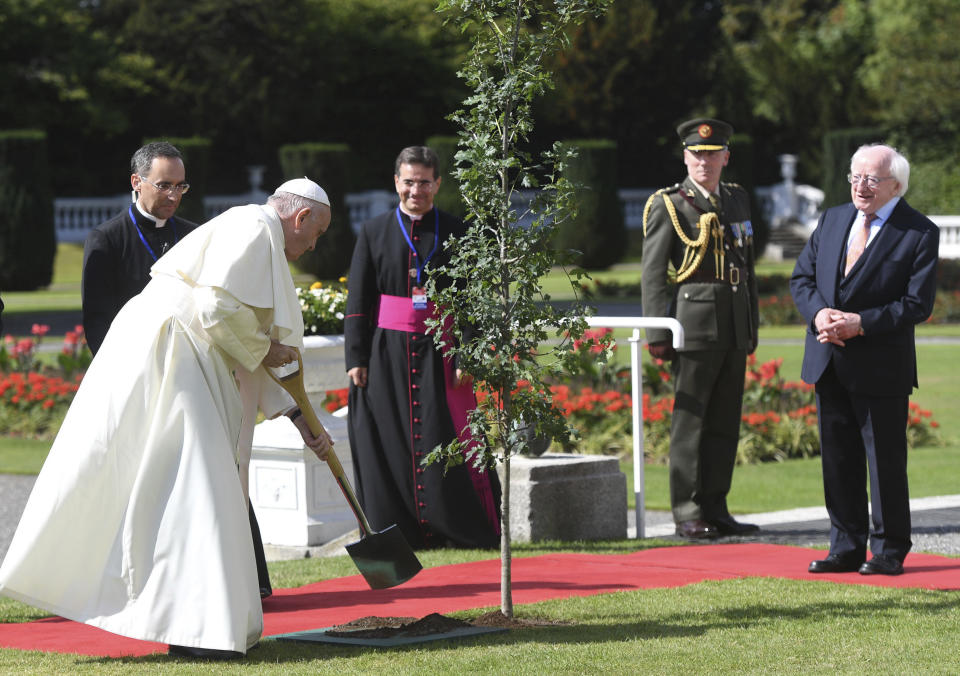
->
xmin=427 ymin=0 xmax=612 ymax=619
xmin=716 ymin=0 xmax=875 ymax=186
xmin=89 ymin=0 xmax=468 ymax=194
xmin=537 ymin=0 xmax=726 ymax=188
xmin=859 ymin=0 xmax=960 ymax=213
xmin=0 ymin=0 xmax=155 ymax=193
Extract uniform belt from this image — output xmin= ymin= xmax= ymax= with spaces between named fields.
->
xmin=681 ymin=266 xmax=745 ymax=285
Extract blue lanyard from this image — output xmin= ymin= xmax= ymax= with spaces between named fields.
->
xmin=394 ymin=207 xmax=439 ymax=285
xmin=129 ymin=206 xmax=179 ymax=263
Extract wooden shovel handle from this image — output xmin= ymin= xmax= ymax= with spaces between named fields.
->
xmin=265 ymin=348 xmax=374 ymax=536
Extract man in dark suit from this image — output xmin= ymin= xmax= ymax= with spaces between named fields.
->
xmin=82 ymin=142 xmax=199 ymax=354
xmin=790 ymin=143 xmax=939 ymax=576
xmin=641 ymin=118 xmax=760 ymax=539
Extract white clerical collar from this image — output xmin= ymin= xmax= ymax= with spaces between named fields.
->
xmin=398 ymin=205 xmax=432 ymax=221
xmin=135 ymin=200 xmax=168 ymax=228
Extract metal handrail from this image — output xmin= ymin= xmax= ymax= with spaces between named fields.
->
xmin=585 ymin=316 xmax=684 ymax=538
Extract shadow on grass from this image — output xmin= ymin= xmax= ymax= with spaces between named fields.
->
xmin=60 ymin=581 xmax=960 ymax=667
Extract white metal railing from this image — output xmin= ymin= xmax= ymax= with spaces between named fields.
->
xmin=585 ymin=316 xmax=684 ymax=539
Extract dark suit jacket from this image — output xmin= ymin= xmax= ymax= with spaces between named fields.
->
xmin=82 ymin=209 xmax=198 ymax=354
xmin=790 ymin=199 xmax=939 ymax=396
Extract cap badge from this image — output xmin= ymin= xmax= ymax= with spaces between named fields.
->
xmin=698 ymin=124 xmax=712 ymax=139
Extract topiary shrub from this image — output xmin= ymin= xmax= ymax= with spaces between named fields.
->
xmin=278 ymin=142 xmax=356 ymax=280
xmin=144 ymin=136 xmax=212 ymax=225
xmin=0 ymin=130 xmax=55 ymax=291
xmin=554 ymin=139 xmax=626 ymax=270
xmin=425 ymin=135 xmax=467 ymax=221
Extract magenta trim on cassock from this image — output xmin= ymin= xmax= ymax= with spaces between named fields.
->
xmin=376 ymin=294 xmax=500 ymax=534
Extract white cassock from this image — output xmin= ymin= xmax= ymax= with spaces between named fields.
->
xmin=0 ymin=204 xmax=301 ymax=653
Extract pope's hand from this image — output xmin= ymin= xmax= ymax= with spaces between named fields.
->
xmin=264 ymin=340 xmax=297 ymax=368
xmin=291 ymin=413 xmax=333 ymax=461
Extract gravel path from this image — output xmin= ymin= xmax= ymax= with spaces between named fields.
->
xmin=0 ymin=474 xmax=36 ymax=562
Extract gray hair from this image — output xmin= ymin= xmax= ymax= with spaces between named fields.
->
xmin=267 ymin=191 xmax=325 ymax=218
xmin=130 ymin=142 xmax=183 ymax=176
xmin=851 ymin=143 xmax=910 ymax=196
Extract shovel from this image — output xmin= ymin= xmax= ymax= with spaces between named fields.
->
xmin=266 ymin=348 xmax=422 ymax=589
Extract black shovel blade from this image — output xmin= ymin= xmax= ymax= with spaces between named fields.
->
xmin=345 ymin=524 xmax=423 ymax=589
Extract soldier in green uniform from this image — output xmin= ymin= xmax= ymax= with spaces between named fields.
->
xmin=640 ymin=118 xmax=760 ymax=539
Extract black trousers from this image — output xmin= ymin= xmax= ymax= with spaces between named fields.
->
xmin=815 ymin=363 xmax=912 ymax=562
xmin=668 ymin=348 xmax=747 ymax=523
xmin=249 ymin=501 xmax=271 ymax=596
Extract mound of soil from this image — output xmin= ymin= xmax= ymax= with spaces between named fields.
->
xmin=326 ymin=613 xmax=472 ymax=639
xmin=325 ymin=611 xmax=573 ymax=639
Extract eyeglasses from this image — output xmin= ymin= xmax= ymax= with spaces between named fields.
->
xmin=138 ymin=175 xmax=190 ymax=195
xmin=847 ymin=173 xmax=894 ymax=189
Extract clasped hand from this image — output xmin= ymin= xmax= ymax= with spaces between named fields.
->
xmin=815 ymin=308 xmax=862 ymax=346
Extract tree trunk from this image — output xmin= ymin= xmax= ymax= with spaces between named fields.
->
xmin=500 ymin=450 xmax=513 ymax=617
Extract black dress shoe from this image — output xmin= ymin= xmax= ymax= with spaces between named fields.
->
xmin=675 ymin=519 xmax=720 ymax=539
xmin=707 ymin=515 xmax=760 ymax=535
xmin=260 ymin=586 xmax=272 ymax=599
xmin=168 ymin=644 xmax=245 ymax=660
xmin=859 ymin=554 xmax=904 ymax=576
xmin=808 ymin=554 xmax=864 ymax=573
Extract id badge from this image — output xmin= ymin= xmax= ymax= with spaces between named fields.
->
xmin=412 ymin=286 xmax=428 ymax=310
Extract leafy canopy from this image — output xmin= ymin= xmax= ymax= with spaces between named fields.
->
xmin=425 ymin=0 xmax=613 ymax=472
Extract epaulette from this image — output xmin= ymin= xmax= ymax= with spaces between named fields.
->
xmin=721 ymin=181 xmax=745 ymax=191
xmin=642 ymin=186 xmax=676 ymax=236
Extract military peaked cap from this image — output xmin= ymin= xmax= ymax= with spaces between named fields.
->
xmin=677 ymin=118 xmax=733 ymax=151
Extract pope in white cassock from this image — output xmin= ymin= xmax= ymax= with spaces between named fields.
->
xmin=0 ymin=178 xmax=334 ymax=659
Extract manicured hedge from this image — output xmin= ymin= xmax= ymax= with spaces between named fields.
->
xmin=278 ymin=143 xmax=356 ymax=279
xmin=554 ymin=139 xmax=627 ymax=270
xmin=0 ymin=130 xmax=55 ymax=291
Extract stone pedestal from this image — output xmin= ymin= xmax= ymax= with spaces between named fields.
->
xmin=250 ymin=335 xmax=356 ymax=546
xmin=500 ymin=453 xmax=627 ymax=542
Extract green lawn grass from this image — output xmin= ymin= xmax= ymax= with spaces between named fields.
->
xmin=2 ymin=245 xmax=84 ymax=314
xmin=1 ymin=576 xmax=957 ymax=673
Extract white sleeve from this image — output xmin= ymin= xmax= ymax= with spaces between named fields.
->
xmin=193 ymin=285 xmax=271 ymax=373
xmin=255 ymin=367 xmax=296 ymax=419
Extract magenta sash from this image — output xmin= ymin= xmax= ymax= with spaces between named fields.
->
xmin=376 ymin=294 xmax=500 ymax=534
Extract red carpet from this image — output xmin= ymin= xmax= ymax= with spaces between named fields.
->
xmin=2 ymin=543 xmax=959 ymax=657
